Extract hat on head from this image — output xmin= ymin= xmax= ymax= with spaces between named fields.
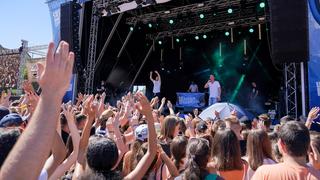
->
xmin=0 ymin=113 xmax=26 ymax=128
xmin=0 ymin=106 xmax=9 ymax=120
xmin=135 ymin=124 xmax=148 ymax=141
xmin=196 ymin=121 xmax=208 ymax=132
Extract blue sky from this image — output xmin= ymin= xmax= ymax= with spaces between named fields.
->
xmin=0 ymin=0 xmax=52 ymax=49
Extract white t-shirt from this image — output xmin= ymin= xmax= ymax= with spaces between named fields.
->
xmin=152 ymin=80 xmax=161 ymax=93
xmin=208 ymin=81 xmax=221 ymax=98
xmin=189 ymin=84 xmax=198 ymax=92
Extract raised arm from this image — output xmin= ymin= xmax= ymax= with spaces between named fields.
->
xmin=150 ymin=71 xmax=154 ymax=81
xmin=124 ymin=92 xmax=157 ymax=180
xmin=204 ymin=80 xmax=210 ymax=89
xmin=0 ymin=41 xmax=74 ymax=180
xmin=155 ymin=71 xmax=161 ymax=82
xmin=306 ymin=107 xmax=320 ymax=129
xmin=49 ymin=105 xmax=80 ymax=180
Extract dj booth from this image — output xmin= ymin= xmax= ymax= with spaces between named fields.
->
xmin=176 ymin=92 xmax=206 ymax=108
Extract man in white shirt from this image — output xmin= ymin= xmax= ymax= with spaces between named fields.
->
xmin=204 ymin=74 xmax=221 ymax=106
xmin=188 ymin=81 xmax=199 ymax=93
xmin=150 ymin=71 xmax=161 ymax=97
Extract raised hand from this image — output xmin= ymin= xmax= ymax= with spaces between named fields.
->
xmin=193 ymin=108 xmax=199 ymax=117
xmin=0 ymin=91 xmax=11 ymax=108
xmin=308 ymin=107 xmax=320 ymax=121
xmin=135 ymin=92 xmax=152 ymax=117
xmin=167 ymin=100 xmax=173 ymax=109
xmin=37 ymin=41 xmax=74 ymax=98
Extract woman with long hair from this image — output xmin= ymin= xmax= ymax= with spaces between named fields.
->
xmin=158 ymin=116 xmax=180 ymax=157
xmin=245 ymin=129 xmax=276 ymax=180
xmin=176 ymin=138 xmax=221 ymax=180
xmin=212 ymin=128 xmax=246 ymax=180
xmin=170 ymin=136 xmax=188 ymax=173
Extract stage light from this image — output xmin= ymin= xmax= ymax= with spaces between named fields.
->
xmin=259 ymin=2 xmax=265 ymax=8
xmin=225 ymin=31 xmax=230 ymax=36
xmin=195 ymin=35 xmax=199 ymax=40
xmin=169 ymin=19 xmax=174 ymax=24
xmin=227 ymin=8 xmax=233 ymax=14
xmin=203 ymin=34 xmax=207 ymax=39
xmin=129 ymin=27 xmax=134 ymax=31
xmin=249 ymin=28 xmax=254 ymax=33
xmin=158 ymin=40 xmax=162 ymax=45
xmin=176 ymin=38 xmax=180 ymax=43
xmin=199 ymin=14 xmax=205 ymax=19
xmin=148 ymin=23 xmax=152 ymax=28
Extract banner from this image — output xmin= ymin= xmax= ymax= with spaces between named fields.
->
xmin=308 ymin=0 xmax=320 ymax=130
xmin=176 ymin=93 xmax=205 ymax=108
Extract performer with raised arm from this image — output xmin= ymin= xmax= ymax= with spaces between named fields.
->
xmin=204 ymin=74 xmax=221 ymax=106
xmin=150 ymin=71 xmax=161 ymax=97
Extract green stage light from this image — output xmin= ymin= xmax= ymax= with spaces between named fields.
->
xmin=130 ymin=27 xmax=134 ymax=31
xmin=203 ymin=34 xmax=207 ymax=39
xmin=228 ymin=8 xmax=233 ymax=14
xmin=259 ymin=2 xmax=265 ymax=8
xmin=176 ymin=38 xmax=180 ymax=43
xmin=148 ymin=23 xmax=152 ymax=28
xmin=158 ymin=40 xmax=162 ymax=45
xmin=225 ymin=31 xmax=230 ymax=36
xmin=199 ymin=14 xmax=205 ymax=19
xmin=249 ymin=28 xmax=254 ymax=33
xmin=169 ymin=19 xmax=174 ymax=24
xmin=195 ymin=35 xmax=199 ymax=40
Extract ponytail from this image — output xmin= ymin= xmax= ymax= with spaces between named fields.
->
xmin=184 ymin=156 xmax=201 ymax=180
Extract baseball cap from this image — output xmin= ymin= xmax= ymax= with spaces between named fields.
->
xmin=196 ymin=121 xmax=208 ymax=133
xmin=0 ymin=106 xmax=9 ymax=120
xmin=0 ymin=113 xmax=26 ymax=128
xmin=135 ymin=124 xmax=148 ymax=141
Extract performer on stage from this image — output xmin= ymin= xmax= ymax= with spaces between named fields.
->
xmin=150 ymin=71 xmax=161 ymax=97
xmin=204 ymin=74 xmax=221 ymax=106
xmin=188 ymin=81 xmax=199 ymax=93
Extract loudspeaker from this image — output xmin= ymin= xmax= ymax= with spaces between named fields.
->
xmin=269 ymin=0 xmax=309 ymax=64
xmin=60 ymin=1 xmax=82 ymax=73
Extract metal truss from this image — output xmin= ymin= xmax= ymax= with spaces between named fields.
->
xmin=147 ymin=16 xmax=268 ymax=39
xmin=17 ymin=40 xmax=29 ymax=94
xmin=126 ymin=0 xmax=260 ymax=24
xmin=284 ymin=63 xmax=298 ymax=117
xmin=85 ymin=2 xmax=100 ymax=94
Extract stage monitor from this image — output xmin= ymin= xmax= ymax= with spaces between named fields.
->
xmin=133 ymin=85 xmax=146 ymax=95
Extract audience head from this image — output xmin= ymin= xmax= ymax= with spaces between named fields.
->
xmin=0 ymin=113 xmax=26 ymax=129
xmin=0 ymin=128 xmax=20 ymax=167
xmin=258 ymin=114 xmax=271 ymax=131
xmin=75 ymin=114 xmax=87 ymax=130
xmin=247 ymin=129 xmax=273 ymax=170
xmin=170 ymin=136 xmax=188 ymax=170
xmin=278 ymin=121 xmax=310 ymax=158
xmin=212 ymin=128 xmax=242 ymax=171
xmin=195 ymin=121 xmax=208 ymax=135
xmin=0 ymin=106 xmax=9 ymax=120
xmin=280 ymin=115 xmax=295 ymax=125
xmin=184 ymin=138 xmax=210 ymax=180
xmin=160 ymin=116 xmax=179 ymax=141
xmin=224 ymin=117 xmax=242 ymax=140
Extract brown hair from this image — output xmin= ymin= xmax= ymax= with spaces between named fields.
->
xmin=170 ymin=136 xmax=188 ymax=171
xmin=212 ymin=128 xmax=242 ymax=171
xmin=210 ymin=119 xmax=225 ymax=138
xmin=159 ymin=116 xmax=178 ymax=141
xmin=246 ymin=129 xmax=274 ymax=170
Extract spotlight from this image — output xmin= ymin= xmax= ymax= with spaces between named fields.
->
xmin=199 ymin=14 xmax=205 ymax=19
xmin=148 ymin=23 xmax=152 ymax=28
xmin=129 ymin=27 xmax=134 ymax=31
xmin=227 ymin=8 xmax=233 ymax=14
xmin=176 ymin=38 xmax=180 ymax=43
xmin=195 ymin=35 xmax=199 ymax=40
xmin=203 ymin=34 xmax=207 ymax=39
xmin=249 ymin=28 xmax=254 ymax=33
xmin=225 ymin=31 xmax=230 ymax=36
xmin=259 ymin=2 xmax=265 ymax=8
xmin=158 ymin=40 xmax=162 ymax=45
xmin=169 ymin=19 xmax=174 ymax=24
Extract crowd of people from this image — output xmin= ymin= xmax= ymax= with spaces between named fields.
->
xmin=0 ymin=53 xmax=20 ymax=91
xmin=0 ymin=41 xmax=319 ymax=180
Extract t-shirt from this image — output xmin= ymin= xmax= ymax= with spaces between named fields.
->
xmin=252 ymin=162 xmax=320 ymax=180
xmin=152 ymin=80 xmax=161 ymax=94
xmin=245 ymin=158 xmax=276 ymax=180
xmin=189 ymin=84 xmax=198 ymax=92
xmin=208 ymin=81 xmax=221 ymax=98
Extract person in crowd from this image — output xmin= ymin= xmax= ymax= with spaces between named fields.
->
xmin=177 ymin=138 xmax=222 ymax=180
xmin=309 ymin=131 xmax=320 ymax=170
xmin=150 ymin=71 xmax=161 ymax=97
xmin=224 ymin=117 xmax=247 ymax=156
xmin=188 ymin=81 xmax=199 ymax=93
xmin=258 ymin=114 xmax=272 ymax=132
xmin=170 ymin=136 xmax=188 ymax=173
xmin=204 ymin=74 xmax=221 ymax=106
xmin=252 ymin=121 xmax=320 ymax=179
xmin=244 ymin=129 xmax=276 ymax=180
xmin=0 ymin=128 xmax=20 ymax=167
xmin=158 ymin=116 xmax=180 ymax=157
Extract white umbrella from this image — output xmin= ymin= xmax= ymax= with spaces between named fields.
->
xmin=199 ymin=102 xmax=247 ymax=121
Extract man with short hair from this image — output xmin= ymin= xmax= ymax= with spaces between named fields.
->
xmin=204 ymin=74 xmax=221 ymax=106
xmin=150 ymin=71 xmax=161 ymax=97
xmin=252 ymin=121 xmax=320 ymax=180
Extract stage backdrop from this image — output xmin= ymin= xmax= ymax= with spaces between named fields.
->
xmin=308 ymin=0 xmax=320 ymax=108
